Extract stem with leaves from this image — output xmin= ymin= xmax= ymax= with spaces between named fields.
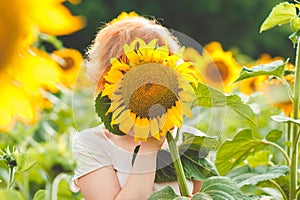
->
xmin=290 ymin=37 xmax=300 ymax=200
xmin=166 ymin=132 xmax=190 ymax=197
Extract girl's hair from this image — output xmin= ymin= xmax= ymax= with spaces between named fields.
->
xmin=85 ymin=15 xmax=180 ymax=92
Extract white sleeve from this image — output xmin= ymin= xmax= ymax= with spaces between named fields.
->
xmin=70 ymin=128 xmax=113 ymax=192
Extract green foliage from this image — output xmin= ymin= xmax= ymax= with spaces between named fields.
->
xmin=215 ymin=129 xmax=269 ymax=175
xmin=33 ymin=190 xmax=45 ymax=200
xmin=199 ymin=176 xmax=250 ymax=199
xmin=271 ymin=115 xmax=300 ymax=125
xmin=155 ymin=133 xmax=218 ymax=182
xmin=265 ymin=129 xmax=283 ymax=143
xmin=0 ymin=190 xmax=24 ymax=200
xmin=94 ymin=93 xmax=125 ymax=136
xmin=227 ymin=165 xmax=289 ymax=188
xmin=234 ymin=60 xmax=286 ymax=83
xmin=260 ymin=2 xmax=296 ymax=33
xmin=150 ymin=177 xmax=251 ymax=200
xmin=148 ymin=186 xmax=179 ymax=200
xmin=195 ymin=83 xmax=257 ymax=125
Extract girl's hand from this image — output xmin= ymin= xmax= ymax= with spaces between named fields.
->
xmin=139 ymin=136 xmax=166 ymax=153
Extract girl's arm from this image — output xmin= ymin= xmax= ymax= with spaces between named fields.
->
xmin=78 ymin=138 xmax=163 ymax=200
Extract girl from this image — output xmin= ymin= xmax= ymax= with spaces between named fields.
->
xmin=70 ymin=14 xmax=201 ymax=200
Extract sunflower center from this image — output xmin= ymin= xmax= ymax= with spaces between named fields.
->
xmin=205 ymin=61 xmax=229 ymax=82
xmin=129 ymin=83 xmax=177 ymax=118
xmin=119 ymin=63 xmax=180 ymax=118
xmin=59 ymin=57 xmax=74 ymax=70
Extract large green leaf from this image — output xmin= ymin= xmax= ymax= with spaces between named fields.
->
xmin=260 ymin=2 xmax=296 ymax=32
xmin=234 ymin=60 xmax=286 ymax=83
xmin=148 ymin=186 xmax=179 ymax=200
xmin=226 ymin=165 xmax=289 ymax=188
xmin=199 ymin=176 xmax=250 ymax=200
xmin=215 ymin=129 xmax=268 ymax=175
xmin=271 ymin=115 xmax=300 ymax=126
xmin=194 ymin=83 xmax=257 ymax=125
xmin=155 ymin=133 xmax=218 ymax=182
xmin=0 ymin=190 xmax=24 ymax=200
xmin=94 ymin=93 xmax=125 ymax=136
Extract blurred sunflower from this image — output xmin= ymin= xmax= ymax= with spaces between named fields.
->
xmin=52 ymin=48 xmax=83 ymax=88
xmin=258 ymin=54 xmax=296 ymax=116
xmin=183 ymin=47 xmax=204 ymax=70
xmin=109 ymin=11 xmax=139 ymax=24
xmin=98 ymin=39 xmax=199 ymax=141
xmin=189 ymin=41 xmax=241 ymax=93
xmin=0 ymin=0 xmax=85 ymax=131
xmin=239 ymin=54 xmax=277 ymax=95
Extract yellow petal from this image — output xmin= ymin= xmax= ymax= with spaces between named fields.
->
xmin=150 ymin=118 xmax=160 ymax=140
xmin=158 ymin=114 xmax=167 ymax=130
xmin=106 ymin=98 xmax=123 ymax=114
xmin=102 ymin=83 xmax=116 ymax=97
xmin=111 ymin=105 xmax=126 ymax=121
xmin=111 ymin=109 xmax=130 ymax=125
xmin=104 ymin=69 xmax=123 ymax=84
xmin=133 ymin=117 xmax=150 ymax=141
xmin=180 ymin=102 xmax=193 ymax=118
xmin=119 ymin=113 xmax=134 ymax=133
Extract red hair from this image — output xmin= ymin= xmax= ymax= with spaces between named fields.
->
xmin=85 ymin=16 xmax=180 ymax=92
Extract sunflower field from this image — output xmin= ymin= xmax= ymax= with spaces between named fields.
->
xmin=1 ymin=0 xmax=300 ymax=199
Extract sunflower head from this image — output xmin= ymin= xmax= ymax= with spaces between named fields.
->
xmin=52 ymin=48 xmax=83 ymax=88
xmin=199 ymin=41 xmax=241 ymax=92
xmin=95 ymin=38 xmax=199 ymax=141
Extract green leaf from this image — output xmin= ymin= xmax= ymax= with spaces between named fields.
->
xmin=33 ymin=190 xmax=46 ymax=200
xmin=155 ymin=133 xmax=218 ymax=182
xmin=226 ymin=95 xmax=257 ymax=125
xmin=94 ymin=93 xmax=125 ymax=136
xmin=265 ymin=129 xmax=283 ymax=142
xmin=0 ymin=190 xmax=24 ymax=200
xmin=200 ymin=176 xmax=250 ymax=200
xmin=271 ymin=115 xmax=300 ymax=125
xmin=234 ymin=60 xmax=286 ymax=83
xmin=215 ymin=129 xmax=268 ymax=175
xmin=191 ymin=192 xmax=213 ymax=200
xmin=226 ymin=165 xmax=289 ymax=188
xmin=148 ymin=186 xmax=179 ymax=200
xmin=194 ymin=82 xmax=226 ymax=107
xmin=260 ymin=2 xmax=296 ymax=32
xmin=15 ymin=153 xmax=36 ymax=174
xmin=194 ymin=83 xmax=257 ymax=125
xmin=247 ymin=151 xmax=273 ymax=168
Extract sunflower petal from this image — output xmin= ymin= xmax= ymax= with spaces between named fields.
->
xmin=180 ymin=102 xmax=193 ymax=118
xmin=133 ymin=117 xmax=150 ymax=141
xmin=150 ymin=118 xmax=160 ymax=140
xmin=111 ymin=105 xmax=126 ymax=121
xmin=111 ymin=109 xmax=130 ymax=125
xmin=119 ymin=112 xmax=134 ymax=133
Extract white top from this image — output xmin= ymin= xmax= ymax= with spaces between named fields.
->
xmin=70 ymin=125 xmax=193 ymax=195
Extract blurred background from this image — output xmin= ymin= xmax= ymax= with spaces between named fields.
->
xmin=0 ymin=0 xmax=294 ymax=199
xmin=63 ymin=0 xmax=293 ymax=60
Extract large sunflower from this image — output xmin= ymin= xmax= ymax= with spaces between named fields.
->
xmin=200 ymin=41 xmax=241 ymax=92
xmin=96 ymin=39 xmax=199 ymax=141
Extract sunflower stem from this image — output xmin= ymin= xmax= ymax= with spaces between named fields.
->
xmin=289 ymin=36 xmax=300 ymax=200
xmin=166 ymin=132 xmax=190 ymax=197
